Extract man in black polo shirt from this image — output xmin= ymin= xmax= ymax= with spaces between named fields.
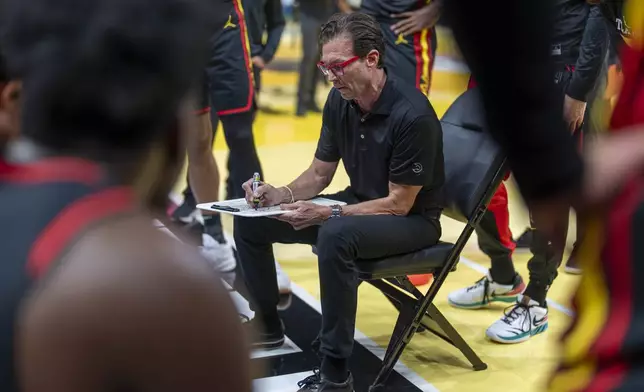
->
xmin=234 ymin=12 xmax=443 ymax=391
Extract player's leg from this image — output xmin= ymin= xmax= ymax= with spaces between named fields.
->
xmin=449 ymin=77 xmax=522 ymax=308
xmin=449 ymin=182 xmax=525 ymax=308
xmin=206 ymin=0 xmax=262 ymax=199
xmin=185 ymin=84 xmax=236 ymax=272
xmin=485 ymin=218 xmax=567 ymax=344
xmin=296 ymin=6 xmax=324 ymax=117
xmin=564 ymin=76 xmax=604 ymax=275
xmin=467 ymin=70 xmax=534 ymax=251
xmin=218 ymin=111 xmax=263 ymax=199
xmin=486 ymin=66 xmax=578 ymax=343
xmin=172 ymin=107 xmax=217 ymax=226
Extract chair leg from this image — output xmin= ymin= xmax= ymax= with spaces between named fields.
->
xmin=394 ymin=276 xmax=487 ymax=370
xmin=366 ymin=278 xmax=487 ymax=391
xmin=369 ymin=295 xmax=419 ymax=392
xmin=425 ymin=304 xmax=488 ymax=371
xmin=374 ymin=279 xmax=427 ymax=333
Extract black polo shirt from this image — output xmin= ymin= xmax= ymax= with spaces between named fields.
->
xmin=315 ymin=73 xmax=444 ymax=220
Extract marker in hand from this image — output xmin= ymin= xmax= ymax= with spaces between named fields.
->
xmin=252 ymin=172 xmax=261 ymax=209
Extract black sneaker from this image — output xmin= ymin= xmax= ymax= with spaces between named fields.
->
xmin=243 ymin=317 xmax=285 ymax=350
xmin=297 ymin=369 xmax=354 ymax=392
xmin=171 ymin=196 xmax=198 ymax=225
xmin=514 ymin=228 xmax=534 ymax=250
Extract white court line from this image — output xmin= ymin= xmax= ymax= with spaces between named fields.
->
xmin=458 ymin=257 xmax=575 ymax=317
xmin=291 ymin=284 xmax=440 ymax=392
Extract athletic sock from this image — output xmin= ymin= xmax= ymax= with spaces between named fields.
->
xmin=203 ymin=213 xmax=225 ymax=243
xmin=321 ymin=356 xmax=349 ymax=384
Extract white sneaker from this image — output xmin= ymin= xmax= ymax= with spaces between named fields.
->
xmin=200 ymin=233 xmax=237 ymax=273
xmin=448 ymin=273 xmax=525 ymax=309
xmin=486 ymin=295 xmax=549 ymax=344
xmin=275 ymin=261 xmax=292 ymax=311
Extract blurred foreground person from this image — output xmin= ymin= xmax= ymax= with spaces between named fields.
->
xmin=0 ymin=50 xmax=19 ymax=153
xmin=0 ymin=0 xmax=251 ymax=390
xmin=549 ymin=1 xmax=644 ymax=390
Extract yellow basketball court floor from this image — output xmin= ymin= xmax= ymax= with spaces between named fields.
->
xmin=175 ymin=30 xmax=581 ymax=391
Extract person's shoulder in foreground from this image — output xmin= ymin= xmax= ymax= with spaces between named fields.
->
xmin=1 ymin=0 xmax=253 ymax=389
xmin=18 ymin=218 xmax=253 ymax=392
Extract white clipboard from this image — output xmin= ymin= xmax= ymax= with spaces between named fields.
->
xmin=197 ymin=197 xmax=347 ymax=218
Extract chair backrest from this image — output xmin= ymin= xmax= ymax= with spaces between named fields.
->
xmin=439 ymin=87 xmax=506 ymax=223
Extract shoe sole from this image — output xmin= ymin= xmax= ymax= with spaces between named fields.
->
xmin=251 ymin=336 xmax=286 ymax=350
xmin=448 ymin=295 xmax=518 ymax=309
xmin=486 ymin=322 xmax=548 ymax=344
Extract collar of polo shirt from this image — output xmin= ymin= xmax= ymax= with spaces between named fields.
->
xmin=349 ymin=68 xmax=396 ymax=115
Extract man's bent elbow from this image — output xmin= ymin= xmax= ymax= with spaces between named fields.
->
xmin=388 ymin=198 xmax=414 ymax=216
xmin=315 ymin=174 xmax=333 ymax=190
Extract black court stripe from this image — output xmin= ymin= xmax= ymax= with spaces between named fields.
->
xmin=251 ymin=293 xmax=423 ymax=392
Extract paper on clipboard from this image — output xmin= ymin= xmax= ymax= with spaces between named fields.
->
xmin=197 ymin=197 xmax=347 ymax=218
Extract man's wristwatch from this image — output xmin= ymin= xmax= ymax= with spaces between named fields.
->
xmin=329 ymin=204 xmax=343 ymax=218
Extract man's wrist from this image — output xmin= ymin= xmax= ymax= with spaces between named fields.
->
xmin=321 ymin=206 xmax=333 ymax=220
xmin=279 ymin=186 xmax=294 ymax=203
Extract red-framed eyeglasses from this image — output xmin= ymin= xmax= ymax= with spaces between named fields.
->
xmin=317 ymin=56 xmax=360 ymax=76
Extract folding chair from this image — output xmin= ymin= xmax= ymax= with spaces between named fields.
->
xmin=315 ymin=87 xmax=507 ymax=391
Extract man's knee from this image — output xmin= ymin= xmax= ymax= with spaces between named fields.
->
xmin=316 ymin=218 xmax=358 ymax=262
xmin=233 ymin=216 xmax=276 ymax=243
xmin=233 ymin=216 xmax=257 ymax=238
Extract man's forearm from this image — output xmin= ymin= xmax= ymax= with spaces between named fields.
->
xmin=261 ymin=25 xmax=285 ymax=64
xmin=261 ymin=0 xmax=285 ymax=63
xmin=340 ymin=196 xmax=408 ymax=217
xmin=284 ymin=167 xmax=331 ymax=203
xmin=568 ymin=5 xmax=609 ymax=101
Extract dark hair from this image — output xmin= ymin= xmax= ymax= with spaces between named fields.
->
xmin=1 ymin=0 xmax=215 ymax=152
xmin=319 ymin=12 xmax=385 ymax=68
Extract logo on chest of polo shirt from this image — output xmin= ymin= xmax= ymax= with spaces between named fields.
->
xmin=412 ymin=163 xmax=423 ymax=174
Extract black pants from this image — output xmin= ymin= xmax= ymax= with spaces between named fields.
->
xmin=183 ymin=110 xmax=263 ymax=201
xmin=296 ymin=6 xmax=330 ymax=109
xmin=234 ymin=188 xmax=441 ymax=360
xmin=476 ymin=65 xmax=592 ymax=305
